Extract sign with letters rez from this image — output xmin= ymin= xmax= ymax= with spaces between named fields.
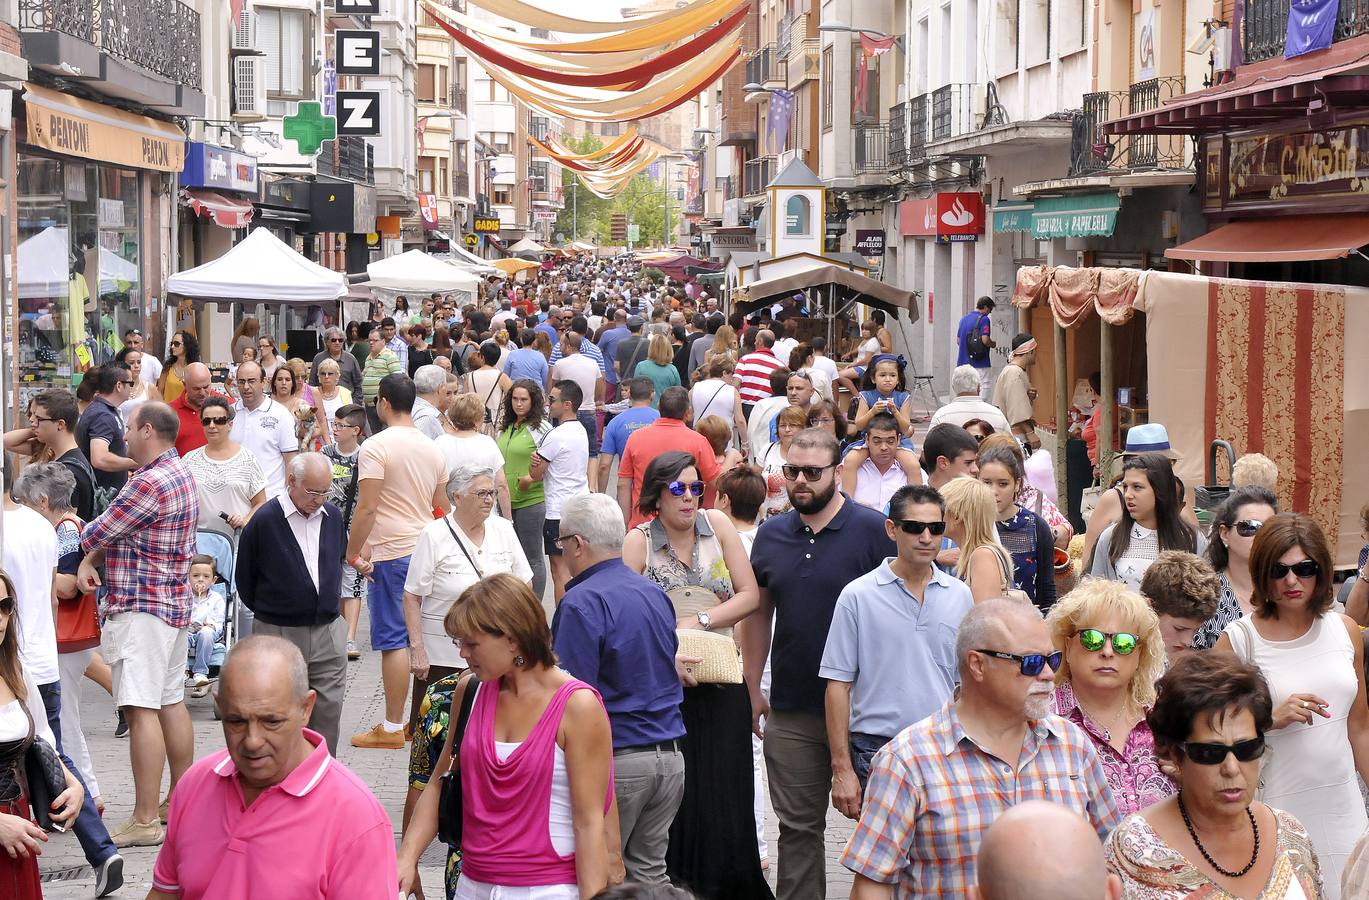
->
xmin=335 ymin=91 xmax=381 ymax=136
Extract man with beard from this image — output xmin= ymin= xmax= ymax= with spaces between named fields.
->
xmin=839 ymin=599 xmax=1121 ymax=897
xmin=740 ymin=427 xmax=895 ymax=900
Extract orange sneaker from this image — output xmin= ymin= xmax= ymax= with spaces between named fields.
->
xmin=350 ymin=724 xmax=405 ymax=749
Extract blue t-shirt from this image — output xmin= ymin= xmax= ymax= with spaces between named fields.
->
xmin=596 ymin=326 xmax=631 ymax=385
xmin=956 ymin=311 xmax=992 ymax=368
xmin=504 ymin=347 xmax=549 ymax=386
xmin=534 ymin=321 xmax=559 ymax=346
xmin=601 ymin=406 xmax=660 ymax=457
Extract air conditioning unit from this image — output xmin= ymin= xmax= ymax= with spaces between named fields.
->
xmin=232 ymin=7 xmax=256 ymax=50
xmin=233 ymin=57 xmax=266 ymax=120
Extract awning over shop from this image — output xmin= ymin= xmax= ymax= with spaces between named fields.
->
xmin=22 ymin=83 xmax=185 ymax=173
xmin=1164 ymin=213 xmax=1369 ymax=262
xmin=182 ymin=190 xmax=254 ymax=229
xmin=1011 ymin=265 xmax=1143 ymax=329
xmin=1030 ymin=193 xmax=1120 ymax=239
xmin=732 ymin=264 xmax=919 ymax=322
xmin=993 ymin=202 xmax=1034 ymax=233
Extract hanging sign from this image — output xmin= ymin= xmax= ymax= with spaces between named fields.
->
xmin=474 ymin=216 xmax=502 ymax=233
xmin=335 ymin=91 xmax=382 ymax=136
xmin=935 ymin=191 xmax=985 ymax=243
xmin=419 ymin=192 xmax=439 ymax=230
xmin=464 ymin=233 xmax=479 ymax=247
xmin=854 ymin=229 xmax=885 ymax=256
xmin=334 ymin=0 xmax=380 ymax=13
xmin=336 ymin=30 xmax=381 ymax=75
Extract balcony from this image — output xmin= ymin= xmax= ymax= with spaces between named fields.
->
xmin=907 ymin=94 xmax=928 ymax=163
xmin=854 ymin=123 xmax=891 ymax=176
xmin=790 ymin=36 xmax=820 ymax=88
xmin=455 ymin=172 xmax=471 ymax=198
xmin=1244 ymin=0 xmax=1369 ymax=62
xmin=20 ymin=0 xmax=204 ymax=113
xmin=1070 ymin=79 xmax=1189 ymax=175
xmin=743 ymin=155 xmax=775 ymax=196
xmin=888 ymin=102 xmax=907 ymax=168
xmin=744 ymin=44 xmax=786 ymax=98
xmin=928 ymin=83 xmax=980 ymax=143
xmin=452 ymin=84 xmax=468 ymax=115
xmin=1126 ymin=76 xmax=1186 ymax=168
xmin=318 ymin=136 xmax=375 ymax=185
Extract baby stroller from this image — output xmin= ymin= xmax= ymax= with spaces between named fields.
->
xmin=190 ymin=518 xmax=239 ymax=705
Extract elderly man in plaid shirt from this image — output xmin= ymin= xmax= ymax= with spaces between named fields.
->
xmin=79 ymin=402 xmax=199 ymax=849
xmin=841 ymin=598 xmax=1121 ymax=898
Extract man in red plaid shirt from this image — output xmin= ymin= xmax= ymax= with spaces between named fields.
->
xmin=79 ymin=402 xmax=199 ymax=849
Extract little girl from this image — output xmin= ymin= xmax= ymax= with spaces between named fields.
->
xmin=842 ymin=354 xmax=921 ymax=482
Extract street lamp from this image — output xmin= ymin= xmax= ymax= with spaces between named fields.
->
xmin=743 ymin=82 xmax=783 ymax=94
xmin=817 ymin=21 xmax=905 ymax=52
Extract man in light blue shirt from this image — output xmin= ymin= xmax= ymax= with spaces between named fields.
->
xmin=820 ymin=483 xmax=973 ymax=817
xmin=597 ymin=377 xmax=658 ymax=490
xmin=504 ymin=328 xmax=550 ymax=387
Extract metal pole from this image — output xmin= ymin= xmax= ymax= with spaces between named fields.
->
xmin=572 ymin=178 xmax=577 ymax=240
xmin=1099 ymin=318 xmax=1116 ymax=486
xmin=1053 ymin=317 xmax=1069 ymax=518
xmin=662 ymin=159 xmax=669 ymax=247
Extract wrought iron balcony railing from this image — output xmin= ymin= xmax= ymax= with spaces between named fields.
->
xmin=745 ymin=45 xmax=785 ymax=88
xmin=888 ymin=102 xmax=907 ymax=168
xmin=1125 ymin=76 xmax=1187 ymax=168
xmin=929 ymin=83 xmax=980 ymax=142
xmin=854 ymin=123 xmax=891 ymax=175
xmin=20 ymin=0 xmax=203 ymax=88
xmin=1244 ymin=0 xmax=1369 ymax=62
xmin=743 ymin=156 xmax=775 ymax=196
xmin=907 ymin=94 xmax=928 ymax=163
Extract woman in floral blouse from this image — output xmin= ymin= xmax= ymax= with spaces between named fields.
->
xmin=1047 ymin=578 xmax=1174 ymax=815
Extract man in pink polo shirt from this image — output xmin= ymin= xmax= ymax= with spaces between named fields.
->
xmin=149 ymin=636 xmax=396 ymax=900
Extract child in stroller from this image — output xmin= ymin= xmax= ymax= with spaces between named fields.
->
xmin=186 ymin=554 xmax=227 ymax=698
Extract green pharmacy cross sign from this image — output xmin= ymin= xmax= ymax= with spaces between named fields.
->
xmin=283 ymin=102 xmax=336 ymax=156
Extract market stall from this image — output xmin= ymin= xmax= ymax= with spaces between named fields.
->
xmin=365 ymin=249 xmax=482 ymax=295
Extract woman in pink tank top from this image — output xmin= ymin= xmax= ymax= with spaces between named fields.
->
xmin=397 ymin=574 xmax=615 ymax=900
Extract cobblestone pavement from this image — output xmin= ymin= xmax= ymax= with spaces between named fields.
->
xmin=36 ymin=616 xmax=857 ymax=898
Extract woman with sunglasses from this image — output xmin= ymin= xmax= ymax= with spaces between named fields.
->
xmin=1192 ymin=486 xmax=1279 ymax=650
xmin=1045 ymin=579 xmax=1171 ymax=815
xmin=1213 ymin=513 xmax=1369 ymax=896
xmin=1105 ymin=651 xmax=1321 ymax=898
xmin=181 ymin=396 xmax=267 ymax=529
xmin=622 ymin=451 xmax=772 ymax=900
xmin=157 ymin=329 xmax=199 ymax=403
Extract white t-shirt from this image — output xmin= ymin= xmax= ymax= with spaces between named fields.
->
xmin=692 ymin=379 xmax=738 ymax=433
xmin=140 ymin=354 xmax=163 ymax=386
xmin=182 ymin=446 xmax=267 ymax=528
xmin=229 ymin=397 xmax=297 ymax=500
xmin=773 ymin=337 xmax=799 ymax=367
xmin=857 ymin=337 xmax=881 ymax=362
xmin=404 ymin=514 xmax=532 ymax=667
xmin=552 ymin=353 xmax=601 ymax=412
xmin=809 ymin=355 xmax=840 ymax=384
xmin=435 ymin=433 xmax=505 ymax=482
xmin=3 ymin=504 xmax=59 ymax=683
xmin=537 ymin=420 xmax=589 ymax=519
xmin=747 ymin=395 xmax=790 ymax=453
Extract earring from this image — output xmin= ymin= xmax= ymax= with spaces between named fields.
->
xmin=514 ymin=655 xmax=526 ymax=667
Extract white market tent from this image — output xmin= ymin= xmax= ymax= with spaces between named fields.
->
xmin=446 ymin=244 xmax=502 ymax=275
xmin=17 ymin=226 xmax=142 ymax=299
xmin=367 ymin=249 xmax=482 ymax=293
xmin=166 ymin=227 xmax=346 ymax=303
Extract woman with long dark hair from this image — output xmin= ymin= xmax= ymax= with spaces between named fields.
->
xmin=1192 ymin=485 xmax=1279 ymax=650
xmin=1089 ymin=453 xmax=1203 ymax=591
xmin=157 ymin=330 xmax=199 ymax=403
xmin=496 ymin=379 xmax=552 ymax=600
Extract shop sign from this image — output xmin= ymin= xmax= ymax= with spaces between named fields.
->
xmin=474 ymin=216 xmax=502 ymax=233
xmin=419 ymin=192 xmax=438 ymax=230
xmin=853 ymin=229 xmax=885 ymax=256
xmin=335 ymin=30 xmax=381 ymax=75
xmin=899 ymin=198 xmax=937 ymax=236
xmin=710 ymin=230 xmax=756 ymax=250
xmin=992 ymin=202 xmax=1034 ymax=233
xmin=182 ymin=142 xmax=259 ymax=194
xmin=335 ymin=91 xmax=381 ymax=136
xmin=935 ymin=192 xmax=984 ymax=242
xmin=1030 ymin=192 xmax=1120 ymax=238
xmin=464 ymin=233 xmax=479 ymax=247
xmin=534 ymin=209 xmax=557 ymax=221
xmin=376 ymin=214 xmax=402 ymax=238
xmin=1206 ymin=120 xmax=1369 ymax=213
xmin=22 ymin=82 xmax=185 ymax=173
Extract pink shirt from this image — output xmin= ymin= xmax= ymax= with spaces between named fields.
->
xmin=1054 ymin=682 xmax=1175 ymax=816
xmin=152 ymin=729 xmax=397 ymax=899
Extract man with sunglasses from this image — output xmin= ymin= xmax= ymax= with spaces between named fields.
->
xmin=841 ymin=598 xmax=1120 ymax=898
xmin=76 ymin=363 xmax=138 ymax=512
xmin=741 ymin=427 xmax=896 ymax=900
xmin=820 ymin=484 xmax=973 ymax=821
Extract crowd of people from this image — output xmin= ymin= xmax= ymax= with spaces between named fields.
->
xmin=0 ymin=257 xmax=1366 ymax=900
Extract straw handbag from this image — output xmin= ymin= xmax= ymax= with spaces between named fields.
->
xmin=676 ymin=629 xmax=744 ymax=684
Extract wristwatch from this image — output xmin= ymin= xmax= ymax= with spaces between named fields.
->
xmin=696 ymin=610 xmax=713 ymax=630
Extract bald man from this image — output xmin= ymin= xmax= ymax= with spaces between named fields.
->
xmin=235 ymin=453 xmax=347 ymax=754
xmin=150 ymin=637 xmax=396 ymax=899
xmin=170 ymin=361 xmax=214 ymax=457
xmin=973 ymin=801 xmax=1122 ymax=900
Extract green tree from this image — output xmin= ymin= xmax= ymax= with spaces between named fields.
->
xmin=554 ymin=133 xmax=679 ymax=247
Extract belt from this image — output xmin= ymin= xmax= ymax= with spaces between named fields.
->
xmin=613 ymin=738 xmax=682 ymax=756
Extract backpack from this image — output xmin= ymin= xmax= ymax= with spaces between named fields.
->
xmin=963 ymin=313 xmax=989 ymax=362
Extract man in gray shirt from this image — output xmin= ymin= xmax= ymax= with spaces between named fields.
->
xmin=410 ymin=365 xmax=450 ymax=441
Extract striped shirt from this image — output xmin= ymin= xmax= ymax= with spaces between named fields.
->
xmin=735 ymin=349 xmax=782 ymax=404
xmin=81 ymin=449 xmax=200 ymax=628
xmin=840 ymin=699 xmax=1121 ymax=896
xmin=361 ymin=349 xmax=402 ymax=403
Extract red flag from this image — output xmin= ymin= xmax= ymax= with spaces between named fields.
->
xmin=853 ymin=33 xmax=897 ymax=117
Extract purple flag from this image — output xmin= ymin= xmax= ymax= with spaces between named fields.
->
xmin=767 ymin=90 xmax=794 ymax=155
xmin=1287 ymin=0 xmax=1339 ymax=58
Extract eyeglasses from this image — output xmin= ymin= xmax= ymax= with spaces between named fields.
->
xmin=0 ymin=597 xmax=12 ymax=614
xmin=1233 ymin=519 xmax=1264 ymax=538
xmin=553 ymin=533 xmax=583 ymax=549
xmin=467 ymin=489 xmax=498 ymax=501
xmin=975 ymin=649 xmax=1063 ymax=677
xmin=667 ymin=480 xmax=705 ymax=498
xmin=1178 ymin=737 xmax=1266 ymax=765
xmin=201 ymin=415 xmax=230 ymax=426
xmin=328 ymin=337 xmax=344 ymax=343
xmin=29 ymin=415 xmax=58 ymax=424
xmin=334 ymin=421 xmax=359 ymax=431
xmin=298 ymin=486 xmax=331 ymax=499
xmin=120 ymin=379 xmax=135 ymax=387
xmin=1076 ymin=628 xmax=1139 ymax=655
xmin=893 ymin=519 xmax=947 ymax=536
xmin=1272 ymin=559 xmax=1320 ymax=579
xmin=781 ymin=463 xmax=836 ymax=482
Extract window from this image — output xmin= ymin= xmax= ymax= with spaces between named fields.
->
xmin=439 ymin=157 xmax=449 ymax=195
xmin=438 ymin=66 xmax=448 ymax=104
xmin=418 ymin=157 xmax=436 ymax=193
xmin=600 ymin=121 xmax=621 ymax=136
xmin=785 ymin=195 xmax=811 ymax=235
xmin=494 ymin=187 xmax=513 ymax=205
xmin=852 ymin=40 xmax=879 ymax=124
xmin=417 ymin=64 xmax=437 ymax=102
xmin=456 ymin=140 xmax=469 ymax=171
xmin=530 ymin=161 xmax=550 ymax=192
xmin=493 ymin=133 xmax=511 ymax=152
xmin=821 ymin=44 xmax=833 ymax=131
xmin=996 ymin=0 xmax=1020 ymax=73
xmin=259 ymin=8 xmax=310 ymax=98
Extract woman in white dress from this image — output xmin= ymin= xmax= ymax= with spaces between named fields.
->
xmin=690 ymin=357 xmax=746 ymax=448
xmin=115 ymin=347 xmax=160 ymax=421
xmin=181 ymin=396 xmax=267 ymax=529
xmin=1216 ymin=512 xmax=1369 ymax=899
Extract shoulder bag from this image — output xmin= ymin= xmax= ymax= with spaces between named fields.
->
xmin=54 ymin=516 xmax=100 ymax=652
xmin=21 ymin=706 xmax=67 ymax=832
xmin=989 ymin=544 xmax=1032 ymax=606
xmin=435 ymin=678 xmax=481 ymax=847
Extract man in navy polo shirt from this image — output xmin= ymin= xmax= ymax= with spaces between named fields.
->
xmin=551 ymin=492 xmax=685 ymax=886
xmin=741 ymin=427 xmax=895 ymax=900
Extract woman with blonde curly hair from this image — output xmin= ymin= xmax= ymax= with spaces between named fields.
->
xmin=1046 ymin=578 xmax=1173 ymax=815
xmin=939 ymin=475 xmax=1014 ymax=604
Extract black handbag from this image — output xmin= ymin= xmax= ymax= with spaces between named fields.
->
xmin=435 ymin=677 xmax=481 ymax=847
xmin=24 ymin=734 xmax=67 ymax=832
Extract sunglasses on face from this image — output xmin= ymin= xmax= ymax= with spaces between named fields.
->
xmin=120 ymin=379 xmax=135 ymax=387
xmin=1272 ymin=560 xmax=1320 ymax=579
xmin=328 ymin=337 xmax=344 ymax=343
xmin=976 ymin=649 xmax=1063 ymax=677
xmin=781 ymin=463 xmax=836 ymax=482
xmin=1178 ymin=736 xmax=1266 ymax=765
xmin=0 ymin=596 xmax=12 ymax=614
xmin=170 ymin=341 xmax=183 ymax=348
xmin=667 ymin=480 xmax=705 ymax=498
xmin=894 ymin=519 xmax=946 ymax=536
xmin=1076 ymin=628 xmax=1139 ymax=655
xmin=1233 ymin=519 xmax=1264 ymax=538
xmin=201 ymin=415 xmax=230 ymax=426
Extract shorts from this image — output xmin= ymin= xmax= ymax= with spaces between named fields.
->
xmin=102 ymin=611 xmax=189 ymax=710
xmin=577 ymin=409 xmax=600 ymax=456
xmin=543 ymin=518 xmax=563 ymax=557
xmin=367 ymin=556 xmax=412 ymax=651
xmin=341 ymin=561 xmax=367 ymax=600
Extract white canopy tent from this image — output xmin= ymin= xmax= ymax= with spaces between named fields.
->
xmin=17 ymin=226 xmax=142 ymax=299
xmin=166 ymin=227 xmax=346 ymax=303
xmin=508 ymin=237 xmax=548 ymax=260
xmin=366 ymin=249 xmax=482 ymax=293
xmin=446 ymin=244 xmax=502 ymax=275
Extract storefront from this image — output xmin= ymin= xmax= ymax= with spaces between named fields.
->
xmin=14 ymin=83 xmax=185 ymax=405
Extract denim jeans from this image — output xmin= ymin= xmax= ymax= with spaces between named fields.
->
xmin=188 ymin=626 xmax=223 ymax=676
xmin=38 ymin=680 xmax=118 ymax=867
xmin=848 ymin=731 xmax=895 ymax=793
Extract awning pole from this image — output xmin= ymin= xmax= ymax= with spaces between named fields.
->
xmin=1054 ymin=316 xmax=1069 ymax=519
xmin=1100 ymin=318 xmax=1116 ymax=484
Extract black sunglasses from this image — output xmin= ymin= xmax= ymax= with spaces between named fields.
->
xmin=1272 ymin=560 xmax=1320 ymax=579
xmin=1233 ymin=519 xmax=1264 ymax=538
xmin=1178 ymin=736 xmax=1266 ymax=765
xmin=201 ymin=415 xmax=230 ymax=426
xmin=781 ymin=463 xmax=836 ymax=482
xmin=667 ymin=480 xmax=705 ymax=498
xmin=0 ymin=596 xmax=12 ymax=614
xmin=975 ymin=649 xmax=1063 ymax=677
xmin=894 ymin=519 xmax=946 ymax=536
